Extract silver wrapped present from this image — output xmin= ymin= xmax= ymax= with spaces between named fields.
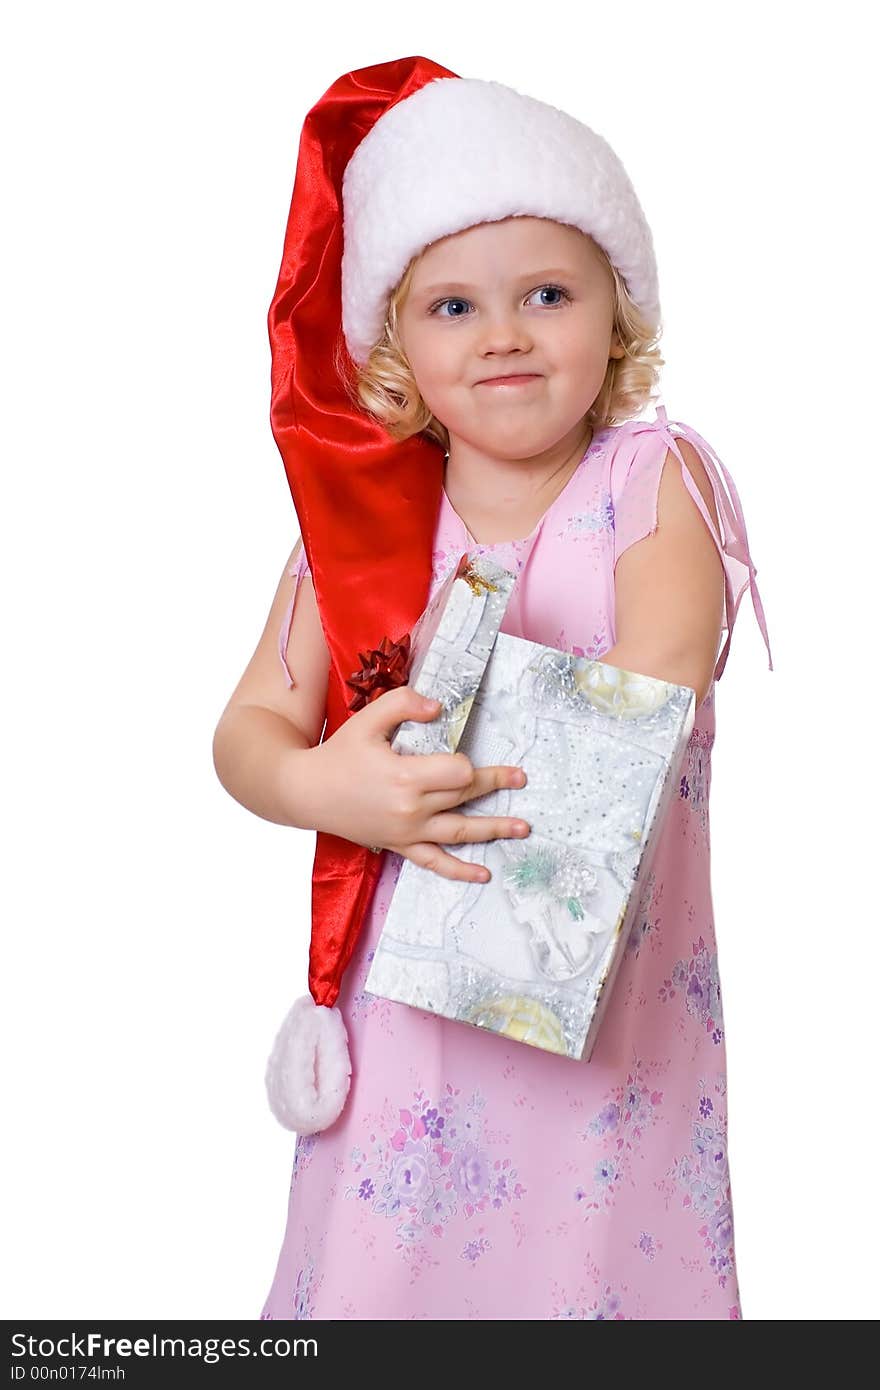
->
xmin=390 ymin=551 xmax=517 ymax=757
xmin=365 ymin=554 xmax=695 ymax=1062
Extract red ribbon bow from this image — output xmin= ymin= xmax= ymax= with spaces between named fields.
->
xmin=345 ymin=633 xmax=412 ymax=711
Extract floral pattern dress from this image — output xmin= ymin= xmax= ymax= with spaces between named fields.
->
xmin=261 ymin=406 xmax=773 ymax=1320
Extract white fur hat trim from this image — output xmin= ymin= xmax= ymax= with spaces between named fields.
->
xmin=341 ymin=76 xmax=660 ymax=366
xmin=265 ymin=995 xmax=352 ymax=1134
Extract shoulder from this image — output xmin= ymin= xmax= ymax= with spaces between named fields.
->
xmin=612 ymin=424 xmax=727 ymax=705
xmin=608 ymin=418 xmax=721 ymax=535
xmin=661 ymin=433 xmax=720 ymax=536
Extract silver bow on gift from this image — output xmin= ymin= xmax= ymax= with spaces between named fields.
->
xmin=499 ymin=840 xmax=608 ymax=983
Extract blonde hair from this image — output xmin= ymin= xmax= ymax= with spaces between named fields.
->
xmin=334 ymin=232 xmax=665 ymax=451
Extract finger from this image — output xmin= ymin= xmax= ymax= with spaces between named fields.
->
xmin=363 ymin=685 xmax=442 ymax=739
xmin=429 ymin=811 xmax=531 ymax=847
xmin=407 ymin=841 xmax=493 ymax=884
xmin=418 ymin=757 xmax=526 ymax=807
xmin=471 ymin=763 xmax=528 ymax=797
xmin=398 ymin=750 xmax=473 ymax=797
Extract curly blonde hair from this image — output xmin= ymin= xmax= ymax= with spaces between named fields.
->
xmin=334 ymin=230 xmax=665 ymax=451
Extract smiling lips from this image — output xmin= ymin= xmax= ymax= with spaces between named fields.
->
xmin=477 ymin=373 xmax=543 ymax=387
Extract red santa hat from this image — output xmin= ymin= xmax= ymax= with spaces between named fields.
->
xmin=263 ymin=55 xmax=661 ymax=1134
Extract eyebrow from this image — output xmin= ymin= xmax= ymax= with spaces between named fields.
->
xmin=415 ymin=268 xmax=583 ymax=298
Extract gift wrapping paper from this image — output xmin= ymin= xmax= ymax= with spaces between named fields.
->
xmin=366 ymin=558 xmax=695 ymax=1061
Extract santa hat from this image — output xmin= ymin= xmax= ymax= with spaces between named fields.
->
xmin=263 ymin=55 xmax=661 ymax=1134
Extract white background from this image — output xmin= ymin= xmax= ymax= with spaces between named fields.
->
xmin=3 ymin=0 xmax=876 ymax=1321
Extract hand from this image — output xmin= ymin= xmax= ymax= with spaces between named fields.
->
xmin=311 ymin=684 xmax=530 ymax=883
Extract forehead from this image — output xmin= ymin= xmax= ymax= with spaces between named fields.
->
xmin=411 ymin=216 xmax=600 ymax=281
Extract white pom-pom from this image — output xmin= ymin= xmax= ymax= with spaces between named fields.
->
xmin=265 ymin=995 xmax=352 ymax=1134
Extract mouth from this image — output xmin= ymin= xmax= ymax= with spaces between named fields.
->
xmin=476 ymin=373 xmax=543 ymax=387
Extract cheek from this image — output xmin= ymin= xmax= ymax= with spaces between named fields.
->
xmin=552 ymin=338 xmax=615 ymax=392
xmin=409 ymin=340 xmax=465 ymax=400
xmin=417 ymin=380 xmax=466 ymax=428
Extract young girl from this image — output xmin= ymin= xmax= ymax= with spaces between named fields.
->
xmin=213 ymin=56 xmax=772 ymax=1320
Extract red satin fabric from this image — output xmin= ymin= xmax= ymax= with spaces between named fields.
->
xmin=267 ymin=57 xmax=458 ymax=1009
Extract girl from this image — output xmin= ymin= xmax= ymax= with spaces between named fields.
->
xmin=212 ymin=56 xmax=773 ymax=1320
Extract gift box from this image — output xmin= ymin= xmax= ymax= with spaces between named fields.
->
xmin=364 ymin=554 xmax=696 ymax=1062
xmin=389 ymin=550 xmax=517 ymax=758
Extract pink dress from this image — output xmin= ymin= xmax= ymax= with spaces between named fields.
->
xmin=261 ymin=406 xmax=773 ymax=1321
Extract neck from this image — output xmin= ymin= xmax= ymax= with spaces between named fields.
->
xmin=443 ymin=420 xmax=593 ymax=517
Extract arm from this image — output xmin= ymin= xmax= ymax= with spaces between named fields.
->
xmin=212 ymin=539 xmax=332 ymax=827
xmin=603 ymin=438 xmax=725 ymax=707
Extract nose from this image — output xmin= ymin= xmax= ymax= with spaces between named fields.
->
xmin=476 ymin=308 xmax=533 ymax=357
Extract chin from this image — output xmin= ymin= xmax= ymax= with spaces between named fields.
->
xmin=477 ymin=436 xmax=553 ymax=461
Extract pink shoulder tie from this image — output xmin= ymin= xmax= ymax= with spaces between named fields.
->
xmin=614 ymin=405 xmax=773 ymax=681
xmin=278 ymin=548 xmax=307 ymax=687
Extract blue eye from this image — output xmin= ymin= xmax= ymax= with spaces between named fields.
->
xmin=430 ymin=297 xmax=472 ymax=318
xmin=428 ymin=285 xmax=572 ymax=317
xmin=528 ymin=285 xmax=571 ymax=308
